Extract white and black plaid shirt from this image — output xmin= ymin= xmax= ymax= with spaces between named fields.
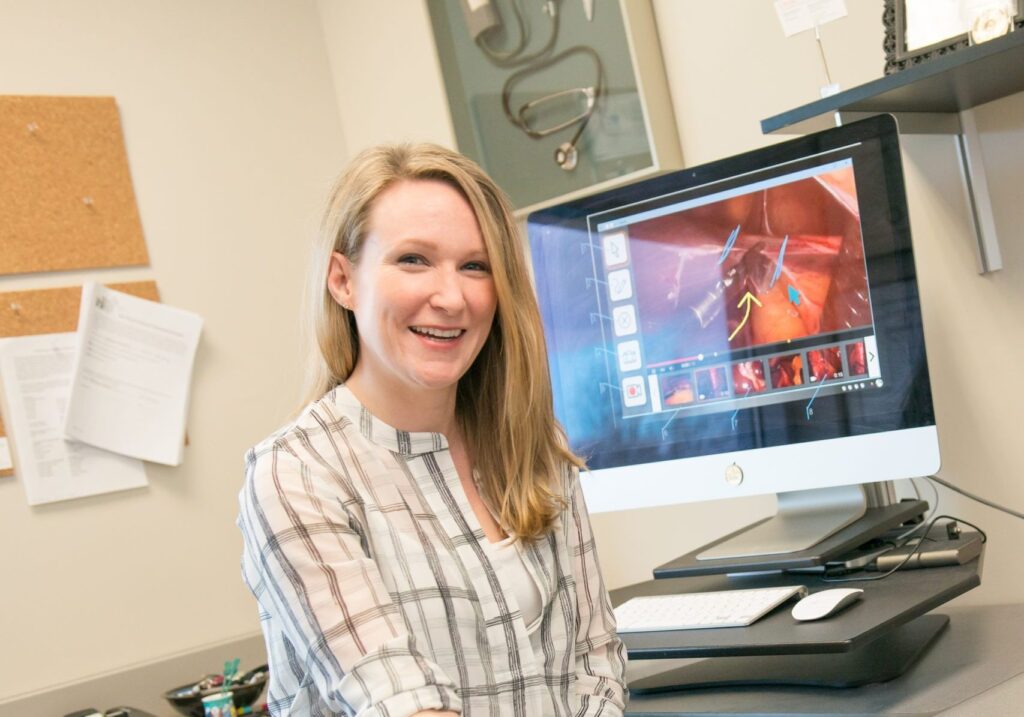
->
xmin=238 ymin=385 xmax=628 ymax=716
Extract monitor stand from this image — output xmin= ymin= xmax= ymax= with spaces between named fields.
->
xmin=697 ymin=484 xmax=869 ymax=560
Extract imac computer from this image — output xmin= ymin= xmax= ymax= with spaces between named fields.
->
xmin=527 ymin=114 xmax=939 ymax=562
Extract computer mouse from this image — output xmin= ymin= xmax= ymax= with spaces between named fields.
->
xmin=791 ymin=588 xmax=864 ymax=621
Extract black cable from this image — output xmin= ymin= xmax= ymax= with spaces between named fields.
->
xmin=821 ymin=514 xmax=986 ymax=584
xmin=926 ymin=474 xmax=1024 ymax=520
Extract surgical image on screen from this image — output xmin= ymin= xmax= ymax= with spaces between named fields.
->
xmin=621 ymin=167 xmax=868 ymax=361
xmin=590 ymin=160 xmax=880 ymax=423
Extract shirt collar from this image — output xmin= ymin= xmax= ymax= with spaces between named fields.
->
xmin=329 ymin=384 xmax=448 ymax=456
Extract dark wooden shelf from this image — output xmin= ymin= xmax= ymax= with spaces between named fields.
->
xmin=762 ymin=29 xmax=1024 ymax=135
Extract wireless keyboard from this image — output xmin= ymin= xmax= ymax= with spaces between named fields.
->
xmin=614 ymin=585 xmax=808 ymax=632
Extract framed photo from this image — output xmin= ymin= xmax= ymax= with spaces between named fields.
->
xmin=884 ymin=0 xmax=1023 ymax=74
xmin=425 ymin=0 xmax=680 ymax=213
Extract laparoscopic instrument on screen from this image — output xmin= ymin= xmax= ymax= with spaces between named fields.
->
xmin=460 ymin=0 xmax=605 ymax=171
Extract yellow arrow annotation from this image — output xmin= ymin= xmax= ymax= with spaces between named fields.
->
xmin=728 ymin=291 xmax=763 ymax=342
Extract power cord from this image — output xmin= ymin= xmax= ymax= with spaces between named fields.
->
xmin=909 ymin=475 xmax=939 ymax=524
xmin=926 ymin=474 xmax=1024 ymax=521
xmin=821 ymin=514 xmax=986 ymax=584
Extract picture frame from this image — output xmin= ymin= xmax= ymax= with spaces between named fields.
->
xmin=425 ymin=0 xmax=681 ymax=213
xmin=883 ymin=0 xmax=1024 ymax=74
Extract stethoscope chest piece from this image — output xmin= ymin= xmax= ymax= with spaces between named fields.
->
xmin=555 ymin=141 xmax=578 ymax=171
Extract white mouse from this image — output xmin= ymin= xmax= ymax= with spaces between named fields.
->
xmin=791 ymin=588 xmax=864 ymax=621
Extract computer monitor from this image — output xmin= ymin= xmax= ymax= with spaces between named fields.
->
xmin=527 ymin=114 xmax=939 ymax=560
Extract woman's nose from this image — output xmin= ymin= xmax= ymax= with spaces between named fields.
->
xmin=428 ymin=269 xmax=467 ymax=313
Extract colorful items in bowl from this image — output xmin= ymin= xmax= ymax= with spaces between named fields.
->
xmin=163 ymin=665 xmax=268 ymax=717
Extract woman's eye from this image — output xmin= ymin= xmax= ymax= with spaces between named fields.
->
xmin=463 ymin=261 xmax=490 ymax=273
xmin=397 ymin=254 xmax=427 ymax=266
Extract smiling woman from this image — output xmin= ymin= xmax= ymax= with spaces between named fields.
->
xmin=236 ymin=144 xmax=627 ymax=716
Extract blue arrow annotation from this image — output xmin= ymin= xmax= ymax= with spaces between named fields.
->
xmin=660 ymin=409 xmax=682 ymax=441
xmin=589 ymin=312 xmax=611 ymax=325
xmin=769 ymin=234 xmax=789 ymax=289
xmin=731 ymin=386 xmax=753 ymax=430
xmin=805 ymin=376 xmax=827 ymax=420
xmin=788 ymin=284 xmax=801 ymax=305
xmin=717 ymin=224 xmax=741 ymax=265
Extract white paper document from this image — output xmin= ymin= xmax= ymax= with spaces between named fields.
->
xmin=0 ymin=332 xmax=148 ymax=505
xmin=774 ymin=0 xmax=847 ymax=37
xmin=64 ymin=283 xmax=203 ymax=466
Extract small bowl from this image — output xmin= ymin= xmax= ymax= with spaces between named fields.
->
xmin=164 ymin=665 xmax=268 ymax=717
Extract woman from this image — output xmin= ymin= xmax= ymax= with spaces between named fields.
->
xmin=238 ymin=144 xmax=627 ymax=716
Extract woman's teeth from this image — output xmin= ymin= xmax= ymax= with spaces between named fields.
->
xmin=411 ymin=327 xmax=463 ymax=339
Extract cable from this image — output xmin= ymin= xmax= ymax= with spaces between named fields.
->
xmin=910 ymin=475 xmax=939 ymax=523
xmin=926 ymin=474 xmax=1024 ymax=521
xmin=821 ymin=514 xmax=986 ymax=584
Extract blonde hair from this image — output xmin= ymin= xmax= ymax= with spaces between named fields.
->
xmin=304 ymin=143 xmax=582 ymax=540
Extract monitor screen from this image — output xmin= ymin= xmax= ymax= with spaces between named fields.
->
xmin=528 ymin=114 xmax=939 ymax=514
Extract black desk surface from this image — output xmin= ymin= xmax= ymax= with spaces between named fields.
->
xmin=611 ymin=559 xmax=981 ymax=659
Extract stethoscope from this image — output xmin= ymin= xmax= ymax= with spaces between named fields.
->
xmin=502 ymin=45 xmax=604 ymax=171
xmin=477 ymin=0 xmax=604 ymax=171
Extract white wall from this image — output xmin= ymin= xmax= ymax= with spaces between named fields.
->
xmin=2 ymin=0 xmax=1022 ymax=709
xmin=0 ymin=0 xmax=345 ymax=705
xmin=314 ymin=0 xmax=1024 ymax=605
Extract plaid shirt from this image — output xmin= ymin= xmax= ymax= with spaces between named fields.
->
xmin=238 ymin=385 xmax=628 ymax=716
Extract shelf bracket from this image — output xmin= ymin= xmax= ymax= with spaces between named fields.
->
xmin=954 ymin=108 xmax=1003 ymax=274
xmin=833 ymin=110 xmax=1003 ymax=274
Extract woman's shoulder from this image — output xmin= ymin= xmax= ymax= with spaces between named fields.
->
xmin=245 ymin=386 xmax=360 ymax=473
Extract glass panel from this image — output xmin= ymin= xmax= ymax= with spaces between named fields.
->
xmin=427 ymin=0 xmax=655 ymax=209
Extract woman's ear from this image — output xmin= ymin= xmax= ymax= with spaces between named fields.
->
xmin=327 ymin=252 xmax=356 ymax=309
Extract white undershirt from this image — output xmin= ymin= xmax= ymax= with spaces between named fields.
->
xmin=482 ymin=536 xmax=543 ymax=633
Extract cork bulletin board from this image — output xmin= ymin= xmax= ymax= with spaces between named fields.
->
xmin=0 ymin=96 xmax=149 ymax=275
xmin=0 ymin=281 xmax=161 ymax=477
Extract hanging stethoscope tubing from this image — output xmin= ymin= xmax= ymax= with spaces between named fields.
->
xmin=474 ymin=0 xmax=604 ymax=171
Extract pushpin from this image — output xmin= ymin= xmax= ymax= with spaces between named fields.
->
xmin=9 ymin=302 xmax=22 ymax=316
xmin=26 ymin=122 xmax=39 ymax=135
xmin=82 ymin=196 xmax=95 ymax=208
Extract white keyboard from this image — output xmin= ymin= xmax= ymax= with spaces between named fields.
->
xmin=614 ymin=585 xmax=808 ymax=632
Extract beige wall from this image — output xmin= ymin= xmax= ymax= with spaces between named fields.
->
xmin=0 ymin=0 xmax=345 ymax=706
xmin=1 ymin=0 xmax=1022 ymax=710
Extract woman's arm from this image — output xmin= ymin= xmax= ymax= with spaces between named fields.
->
xmin=565 ymin=468 xmax=629 ymax=716
xmin=238 ymin=440 xmax=462 ymax=716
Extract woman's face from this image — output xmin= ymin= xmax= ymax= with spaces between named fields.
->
xmin=329 ymin=179 xmax=498 ymax=401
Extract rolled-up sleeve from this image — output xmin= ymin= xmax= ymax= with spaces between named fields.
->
xmin=238 ymin=440 xmax=461 ymax=716
xmin=565 ymin=469 xmax=628 ymax=716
